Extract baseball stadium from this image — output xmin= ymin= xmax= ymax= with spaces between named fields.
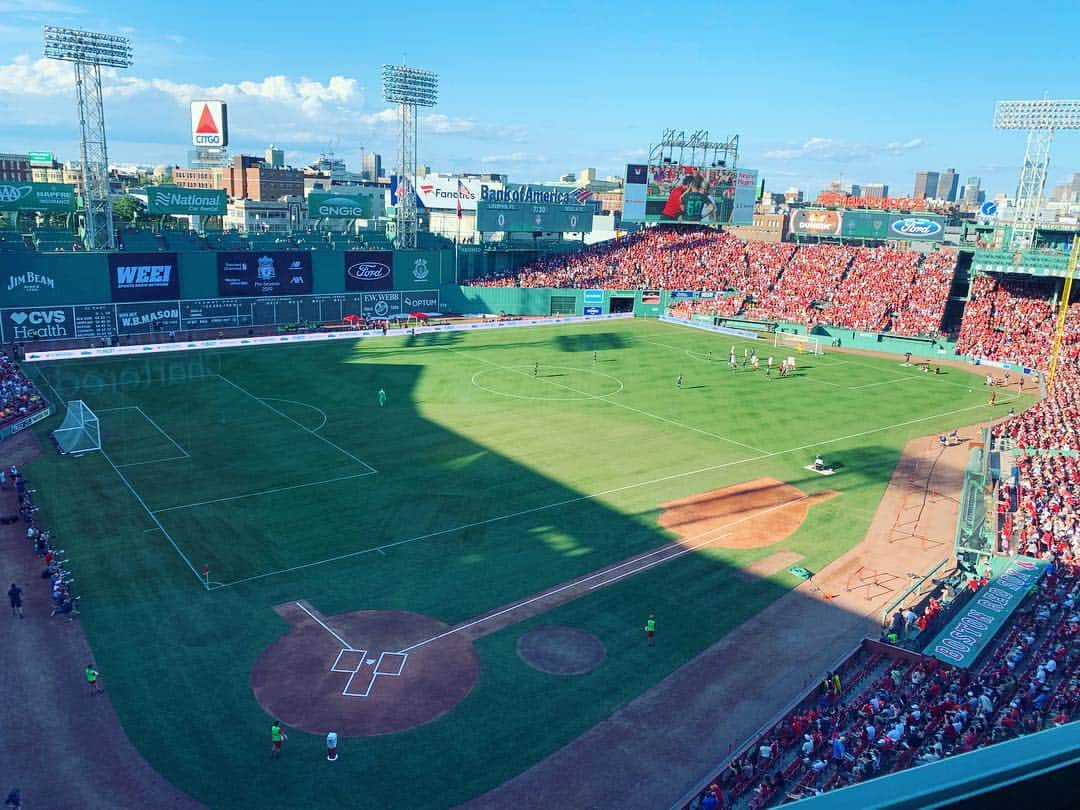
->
xmin=1 ymin=21 xmax=1079 ymax=810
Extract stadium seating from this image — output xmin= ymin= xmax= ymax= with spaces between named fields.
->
xmin=118 ymin=227 xmax=167 ymax=252
xmin=0 ymin=351 xmax=47 ymax=429
xmin=688 ymin=561 xmax=1079 ymax=809
xmin=471 ymin=232 xmax=957 ymax=338
xmin=31 ymin=228 xmax=83 ymax=252
xmin=0 ymin=230 xmax=31 ymax=254
xmin=161 ymin=230 xmax=211 ymax=251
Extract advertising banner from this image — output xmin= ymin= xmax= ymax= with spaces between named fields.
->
xmin=108 ymin=252 xmax=180 ymax=302
xmin=790 ymin=209 xmax=843 ymax=237
xmin=402 ymin=290 xmax=439 ymax=312
xmin=583 ymin=305 xmax=602 ymax=316
xmin=411 ymin=176 xmax=484 ymax=211
xmin=927 ymin=556 xmax=1047 ymax=668
xmin=217 ymin=251 xmax=312 ymax=297
xmin=191 ymin=100 xmax=228 ymax=147
xmin=307 ymin=191 xmax=382 ymax=219
xmin=5 ymin=269 xmax=58 ymax=296
xmin=0 ymin=182 xmax=77 ymax=212
xmin=840 ymin=210 xmax=893 ymax=240
xmin=344 ymin=251 xmax=394 ymax=291
xmin=730 ymin=169 xmax=758 ymax=226
xmin=1 ymin=306 xmax=76 ymax=342
xmin=27 ymin=151 xmax=53 ymax=165
xmin=359 ymin=292 xmax=401 ymax=318
xmin=115 ymin=301 xmax=181 ymax=335
xmin=147 ymin=185 xmax=226 ymax=216
xmin=889 ymin=214 xmax=945 ymax=242
xmin=622 ymin=164 xmax=647 ymax=223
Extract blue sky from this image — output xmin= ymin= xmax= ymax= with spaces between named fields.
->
xmin=1 ymin=0 xmax=1077 ymax=197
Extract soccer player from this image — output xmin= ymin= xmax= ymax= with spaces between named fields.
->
xmin=592 ymin=351 xmax=598 ymax=363
xmin=377 ymin=388 xmax=387 ymax=407
xmin=988 ymin=391 xmax=997 ymax=407
xmin=729 ymin=347 xmax=736 ymax=367
xmin=644 ymin=614 xmax=656 ymax=646
xmin=751 ymin=355 xmax=759 ymax=371
xmin=676 ymin=374 xmax=684 ymax=388
xmin=766 ymin=356 xmax=774 ymax=377
xmin=707 ymin=350 xmax=713 ymax=363
xmin=270 ymin=720 xmax=288 ymax=758
xmin=533 ymin=361 xmax=539 ymax=377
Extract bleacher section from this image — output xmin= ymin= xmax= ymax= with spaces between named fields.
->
xmin=485 ymin=230 xmax=959 ymax=338
xmin=118 ymin=227 xmax=167 ymax=252
xmin=160 ymin=230 xmax=210 ymax=251
xmin=31 ymin=228 xmax=83 ymax=253
xmin=0 ymin=230 xmax=31 ymax=254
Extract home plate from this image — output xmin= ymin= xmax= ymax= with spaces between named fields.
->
xmin=804 ymin=464 xmax=836 ymax=476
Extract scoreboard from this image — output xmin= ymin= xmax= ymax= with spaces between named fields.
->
xmin=476 ymin=201 xmax=594 ymax=233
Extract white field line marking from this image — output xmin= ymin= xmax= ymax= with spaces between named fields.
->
xmin=261 ymin=397 xmax=328 ymax=432
xmin=116 ymin=455 xmax=188 ymax=468
xmin=211 ymin=390 xmax=1019 ymax=591
xmin=397 ymin=538 xmax=714 ymax=652
xmin=133 ymin=406 xmax=190 ymax=457
xmin=294 ymin=601 xmax=356 ymax=650
xmin=463 ymin=349 xmax=770 ymax=456
xmin=848 ymin=376 xmax=926 ymax=391
xmin=100 ymin=448 xmax=206 ymax=588
xmin=215 ymin=374 xmax=377 ymax=473
xmin=30 ymin=365 xmax=66 ymax=406
xmin=152 ymin=471 xmax=374 ymax=514
xmin=400 ymin=497 xmax=810 ymax=652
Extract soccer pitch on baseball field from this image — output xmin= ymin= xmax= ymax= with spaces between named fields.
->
xmin=24 ymin=318 xmax=1027 ymax=807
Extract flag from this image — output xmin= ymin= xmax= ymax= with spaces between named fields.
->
xmin=457 ymin=180 xmax=466 ymax=219
xmin=574 ymin=186 xmax=593 ymax=203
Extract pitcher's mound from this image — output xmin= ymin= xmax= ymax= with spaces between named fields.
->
xmin=251 ymin=607 xmax=479 ymax=737
xmin=517 ymin=626 xmax=606 ymax=675
xmin=659 ymin=477 xmax=838 ymax=549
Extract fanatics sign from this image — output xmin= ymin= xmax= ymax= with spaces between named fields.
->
xmin=190 ymin=100 xmax=229 ymax=147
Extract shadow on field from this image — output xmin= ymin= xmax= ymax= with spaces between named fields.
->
xmin=20 ymin=335 xmax=936 ymax=810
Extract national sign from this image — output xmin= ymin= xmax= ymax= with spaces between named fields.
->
xmin=148 ymin=186 xmax=226 ymax=216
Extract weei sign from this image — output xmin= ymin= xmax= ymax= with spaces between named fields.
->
xmin=147 ymin=185 xmax=226 ymax=216
xmin=217 ymin=251 xmax=313 ymax=296
xmin=345 ymin=251 xmax=394 ymax=292
xmin=308 ymin=192 xmax=380 ymax=219
xmin=0 ymin=182 xmax=77 ymax=212
xmin=108 ymin=252 xmax=181 ymax=302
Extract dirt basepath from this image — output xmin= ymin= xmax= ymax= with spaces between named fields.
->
xmin=0 ymin=430 xmax=202 ymax=810
xmin=460 ymin=426 xmax=979 ymax=810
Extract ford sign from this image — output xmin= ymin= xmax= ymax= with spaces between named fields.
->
xmin=347 ymin=262 xmax=391 ymax=281
xmin=890 ymin=217 xmax=943 ymax=239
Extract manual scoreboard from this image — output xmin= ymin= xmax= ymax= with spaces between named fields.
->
xmin=476 ymin=201 xmax=594 ymax=233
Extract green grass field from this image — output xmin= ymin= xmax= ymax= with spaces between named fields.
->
xmin=24 ymin=319 xmax=1028 ymax=808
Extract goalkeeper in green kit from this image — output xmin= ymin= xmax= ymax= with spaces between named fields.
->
xmin=377 ymin=388 xmax=387 ymax=407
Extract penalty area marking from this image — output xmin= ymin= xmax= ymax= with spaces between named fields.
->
xmin=470 ymin=365 xmax=624 ymax=401
xmin=260 ymin=397 xmax=328 ymax=432
xmin=152 ymin=471 xmax=375 ymax=514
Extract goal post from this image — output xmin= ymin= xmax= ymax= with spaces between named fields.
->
xmin=774 ymin=332 xmax=824 ymax=356
xmin=53 ymin=400 xmax=101 ymax=455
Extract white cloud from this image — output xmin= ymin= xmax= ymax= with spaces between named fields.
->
xmin=0 ymin=55 xmax=74 ymax=95
xmin=764 ymin=136 xmax=924 ymax=161
xmin=479 ymin=152 xmax=547 ymax=163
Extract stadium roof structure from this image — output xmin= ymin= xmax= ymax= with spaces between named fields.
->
xmin=786 ymin=723 xmax=1079 ymax=809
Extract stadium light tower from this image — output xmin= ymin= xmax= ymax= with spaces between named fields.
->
xmin=383 ymin=65 xmax=438 ymax=250
xmin=43 ymin=26 xmax=133 ymax=251
xmin=994 ymin=99 xmax=1080 ymax=251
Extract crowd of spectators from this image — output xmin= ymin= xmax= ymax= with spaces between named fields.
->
xmin=691 ymin=561 xmax=1079 ymax=809
xmin=954 ymin=275 xmax=1067 ymax=370
xmin=0 ymin=351 xmax=46 ymax=431
xmin=471 ymin=231 xmax=956 ymax=338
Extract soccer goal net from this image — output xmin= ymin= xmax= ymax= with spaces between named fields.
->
xmin=53 ymin=400 xmax=101 ymax=455
xmin=774 ymin=332 xmax=824 ymax=356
